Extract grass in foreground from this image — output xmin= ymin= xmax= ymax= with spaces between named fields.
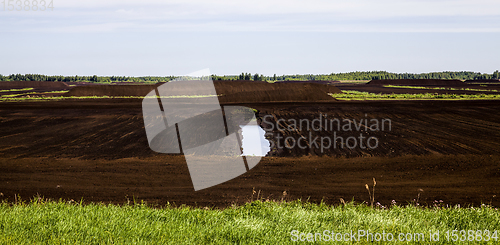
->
xmin=0 ymin=199 xmax=498 ymax=244
xmin=331 ymin=91 xmax=500 ymax=100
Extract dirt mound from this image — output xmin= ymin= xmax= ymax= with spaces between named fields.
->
xmin=0 ymin=81 xmax=69 ymax=89
xmin=64 ymin=84 xmax=160 ymax=97
xmin=274 ymin=80 xmax=340 ymax=85
xmin=465 ymin=79 xmax=500 ymax=83
xmin=215 ymin=81 xmax=341 ymax=103
xmin=368 ymin=79 xmax=464 ymax=86
xmin=64 ymin=81 xmax=342 ymax=102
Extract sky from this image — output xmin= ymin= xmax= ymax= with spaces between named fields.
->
xmin=1 ymin=0 xmax=499 ymax=76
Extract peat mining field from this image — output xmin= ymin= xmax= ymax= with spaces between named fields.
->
xmin=0 ymin=100 xmax=499 ymax=208
xmin=0 ymin=88 xmax=500 ymax=243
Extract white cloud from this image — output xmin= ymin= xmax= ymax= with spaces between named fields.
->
xmin=1 ymin=0 xmax=499 ymax=33
xmin=53 ymin=0 xmax=500 ymax=17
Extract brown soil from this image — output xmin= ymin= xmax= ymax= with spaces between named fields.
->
xmin=273 ymin=80 xmax=340 ymax=84
xmin=0 ymin=81 xmax=70 ymax=89
xmin=257 ymin=101 xmax=500 ymax=157
xmin=63 ymin=81 xmax=341 ymax=103
xmin=0 ymin=81 xmax=72 ymax=98
xmin=368 ymin=79 xmax=464 ymax=86
xmin=465 ymin=79 xmax=500 ymax=83
xmin=336 ymin=83 xmax=500 ymax=95
xmin=215 ymin=81 xmax=340 ymax=103
xmin=64 ymin=84 xmax=159 ymax=97
xmin=1 ymin=99 xmax=499 ymax=208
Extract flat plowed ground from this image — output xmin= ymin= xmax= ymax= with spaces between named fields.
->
xmin=1 ymin=99 xmax=499 ymax=208
xmin=336 ymin=82 xmax=500 ymax=95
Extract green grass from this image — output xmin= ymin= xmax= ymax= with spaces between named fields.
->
xmin=337 ymin=80 xmax=371 ymax=84
xmin=0 ymin=88 xmax=34 ymax=93
xmin=0 ymin=90 xmax=70 ymax=98
xmin=383 ymin=85 xmax=500 ymax=92
xmin=0 ymin=95 xmax=219 ymax=102
xmin=40 ymin=90 xmax=71 ymax=94
xmin=0 ymin=94 xmax=24 ymax=98
xmin=3 ymin=90 xmax=500 ymax=102
xmin=331 ymin=91 xmax=500 ymax=100
xmin=0 ymin=199 xmax=498 ymax=244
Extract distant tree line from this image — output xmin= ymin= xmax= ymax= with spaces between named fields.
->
xmin=0 ymin=74 xmax=176 ymax=84
xmin=263 ymin=71 xmax=500 ymax=81
xmin=212 ymin=71 xmax=500 ymax=81
xmin=210 ymin=73 xmax=266 ymax=81
xmin=1 ymin=71 xmax=498 ymax=83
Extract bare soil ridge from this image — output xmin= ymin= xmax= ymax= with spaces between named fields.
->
xmin=0 ymin=81 xmax=69 ymax=89
xmin=368 ymin=79 xmax=464 ymax=86
xmin=63 ymin=81 xmax=342 ymax=102
xmin=465 ymin=79 xmax=500 ymax=83
xmin=1 ymin=80 xmax=499 ymax=208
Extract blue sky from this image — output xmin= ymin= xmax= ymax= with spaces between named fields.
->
xmin=1 ymin=0 xmax=499 ymax=76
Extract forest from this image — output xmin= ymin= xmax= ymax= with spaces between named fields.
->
xmin=0 ymin=71 xmax=498 ymax=83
